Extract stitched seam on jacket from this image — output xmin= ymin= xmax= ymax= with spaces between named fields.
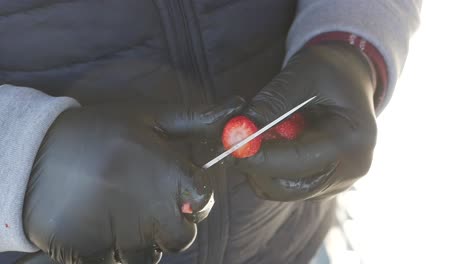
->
xmin=290 ymin=203 xmax=335 ymax=264
xmin=202 ymin=0 xmax=250 ymax=16
xmin=188 ymin=0 xmax=215 ymax=103
xmin=0 ymin=38 xmax=153 ymax=73
xmin=0 ymin=0 xmax=82 ymax=17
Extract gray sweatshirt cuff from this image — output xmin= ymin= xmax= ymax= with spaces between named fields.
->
xmin=0 ymin=84 xmax=80 ymax=252
xmin=286 ymin=0 xmax=421 ymax=110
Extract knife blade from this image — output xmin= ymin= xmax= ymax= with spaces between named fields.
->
xmin=202 ymin=96 xmax=316 ymax=169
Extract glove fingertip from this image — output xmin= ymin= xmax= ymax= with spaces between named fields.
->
xmin=235 ymin=149 xmax=265 ymax=169
xmin=223 ymin=96 xmax=247 ymax=112
xmin=206 ymin=96 xmax=246 ymax=122
xmin=118 ymin=247 xmax=162 ymax=264
xmin=243 ymin=102 xmax=281 ymax=127
xmin=156 ymin=220 xmax=197 ymax=253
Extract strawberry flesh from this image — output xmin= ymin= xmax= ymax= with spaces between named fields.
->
xmin=222 ymin=116 xmax=262 ymax=158
xmin=222 ymin=113 xmax=306 ymax=158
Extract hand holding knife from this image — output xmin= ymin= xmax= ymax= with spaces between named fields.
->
xmin=182 ymin=96 xmax=315 ymax=217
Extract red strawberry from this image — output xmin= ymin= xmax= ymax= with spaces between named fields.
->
xmin=222 ymin=116 xmax=262 ymax=158
xmin=274 ymin=113 xmax=305 ymax=140
xmin=181 ymin=202 xmax=193 ymax=214
xmin=289 ymin=112 xmax=305 ymax=130
xmin=263 ymin=129 xmax=280 ymax=141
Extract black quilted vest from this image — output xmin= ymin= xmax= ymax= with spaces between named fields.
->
xmin=0 ymin=1 xmax=335 ymax=263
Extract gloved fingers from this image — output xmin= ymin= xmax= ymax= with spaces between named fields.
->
xmin=177 ymin=164 xmax=215 ymax=224
xmin=116 ymin=247 xmax=162 ymax=264
xmin=238 ymin=110 xmax=376 ymax=201
xmin=15 ymin=252 xmax=59 ymax=264
xmin=245 ymin=161 xmax=349 ymax=202
xmin=237 ymin=128 xmax=339 ymax=180
xmin=141 ymin=162 xmax=198 ymax=252
xmin=242 ymin=47 xmax=323 ymax=126
xmin=238 ymin=109 xmax=376 ymax=180
xmin=245 ymin=170 xmax=332 ymax=201
xmin=244 ymin=43 xmax=377 ymax=128
xmin=147 ymin=169 xmax=200 ymax=253
xmin=243 ymin=85 xmax=316 ymax=127
xmin=152 ymin=214 xmax=197 ymax=253
xmin=148 ymin=96 xmax=246 ymax=138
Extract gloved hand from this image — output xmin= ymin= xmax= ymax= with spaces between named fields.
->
xmin=17 ymin=98 xmax=244 ymax=264
xmin=237 ymin=43 xmax=378 ymax=201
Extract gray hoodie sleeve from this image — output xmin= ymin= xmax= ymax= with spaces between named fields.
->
xmin=0 ymin=84 xmax=79 ymax=252
xmin=286 ymin=0 xmax=422 ymax=111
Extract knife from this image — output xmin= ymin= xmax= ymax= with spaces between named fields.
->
xmin=202 ymin=96 xmax=316 ymax=169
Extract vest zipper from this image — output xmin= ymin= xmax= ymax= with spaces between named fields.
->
xmin=155 ymin=1 xmax=228 ymax=263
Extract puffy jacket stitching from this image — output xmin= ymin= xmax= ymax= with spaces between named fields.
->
xmin=202 ymin=0 xmax=249 ymax=15
xmin=0 ymin=37 xmax=154 ymax=72
xmin=187 ymin=0 xmax=215 ymax=103
xmin=0 ymin=0 xmax=82 ymax=17
xmin=290 ymin=204 xmax=335 ymax=264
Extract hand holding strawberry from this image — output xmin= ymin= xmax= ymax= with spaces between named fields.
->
xmin=234 ymin=43 xmax=379 ymax=202
xmin=266 ymin=112 xmax=306 ymax=141
xmin=221 ymin=113 xmax=306 ymax=158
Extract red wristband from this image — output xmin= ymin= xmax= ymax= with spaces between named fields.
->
xmin=308 ymin=32 xmax=388 ymax=110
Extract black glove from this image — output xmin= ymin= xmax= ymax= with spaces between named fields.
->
xmin=237 ymin=43 xmax=378 ymax=201
xmin=18 ymin=98 xmax=244 ymax=264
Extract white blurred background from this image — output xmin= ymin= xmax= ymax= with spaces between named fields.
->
xmin=320 ymin=1 xmax=468 ymax=264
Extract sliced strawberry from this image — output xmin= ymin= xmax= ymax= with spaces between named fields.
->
xmin=289 ymin=112 xmax=305 ymax=130
xmin=274 ymin=113 xmax=305 ymax=140
xmin=222 ymin=116 xmax=262 ymax=158
xmin=181 ymin=202 xmax=193 ymax=214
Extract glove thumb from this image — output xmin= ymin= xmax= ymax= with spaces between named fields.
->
xmin=150 ymin=96 xmax=246 ymax=138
